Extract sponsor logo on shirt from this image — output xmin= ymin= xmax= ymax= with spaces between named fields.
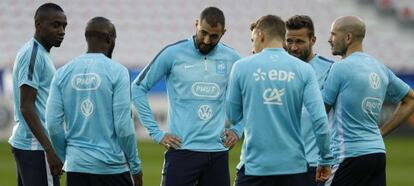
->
xmin=71 ymin=73 xmax=101 ymax=91
xmin=198 ymin=104 xmax=213 ymax=121
xmin=191 ymin=82 xmax=220 ymax=98
xmin=81 ymin=98 xmax=94 ymax=118
xmin=253 ymin=68 xmax=295 ymax=82
xmin=361 ymin=97 xmax=382 ymax=116
xmin=263 ymin=88 xmax=285 ymax=105
xmin=369 ymin=72 xmax=381 ymax=89
xmin=253 ymin=68 xmax=294 ymax=106
xmin=184 ymin=64 xmax=196 ymax=69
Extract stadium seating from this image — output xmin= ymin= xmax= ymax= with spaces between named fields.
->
xmin=0 ymin=0 xmax=413 ymax=72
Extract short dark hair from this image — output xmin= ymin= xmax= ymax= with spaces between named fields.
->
xmin=286 ymin=15 xmax=315 ymax=38
xmin=200 ymin=7 xmax=225 ymax=28
xmin=250 ymin=15 xmax=285 ymax=40
xmin=34 ymin=3 xmax=64 ymax=21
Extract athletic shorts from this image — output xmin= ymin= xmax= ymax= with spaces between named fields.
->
xmin=11 ymin=147 xmax=60 ymax=186
xmin=161 ymin=149 xmax=229 ymax=186
xmin=235 ymin=165 xmax=311 ymax=186
xmin=325 ymin=153 xmax=386 ymax=186
xmin=66 ymin=171 xmax=133 ymax=186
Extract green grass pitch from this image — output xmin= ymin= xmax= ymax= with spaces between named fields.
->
xmin=0 ymin=137 xmax=413 ymax=185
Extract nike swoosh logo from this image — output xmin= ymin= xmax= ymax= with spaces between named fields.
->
xmin=184 ymin=65 xmax=195 ymax=69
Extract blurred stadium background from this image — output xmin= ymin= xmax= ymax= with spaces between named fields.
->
xmin=0 ymin=0 xmax=413 ymax=185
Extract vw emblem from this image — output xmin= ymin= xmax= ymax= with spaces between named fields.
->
xmin=198 ymin=105 xmax=213 ymax=121
xmin=369 ymin=72 xmax=380 ymax=89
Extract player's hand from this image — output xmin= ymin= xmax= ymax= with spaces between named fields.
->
xmin=315 ymin=165 xmax=331 ymax=182
xmin=223 ymin=129 xmax=239 ymax=148
xmin=160 ymin=133 xmax=181 ymax=150
xmin=45 ymin=149 xmax=63 ymax=176
xmin=132 ymin=171 xmax=143 ymax=186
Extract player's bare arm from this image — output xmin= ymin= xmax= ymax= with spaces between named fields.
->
xmin=381 ymin=89 xmax=414 ymax=137
xmin=20 ymin=85 xmax=63 ymax=176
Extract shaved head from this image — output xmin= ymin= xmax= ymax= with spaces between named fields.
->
xmin=34 ymin=3 xmax=64 ymax=23
xmin=85 ymin=17 xmax=116 ymax=58
xmin=85 ymin=17 xmax=116 ymax=40
xmin=333 ymin=16 xmax=366 ymax=41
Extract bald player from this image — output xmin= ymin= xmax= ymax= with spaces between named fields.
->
xmin=322 ymin=16 xmax=414 ymax=186
xmin=46 ymin=17 xmax=143 ymax=186
xmin=10 ymin=3 xmax=66 ymax=186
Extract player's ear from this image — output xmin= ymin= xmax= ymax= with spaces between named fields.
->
xmin=259 ymin=31 xmax=265 ymax=43
xmin=310 ymin=36 xmax=316 ymax=46
xmin=345 ymin=33 xmax=352 ymax=44
xmin=105 ymin=33 xmax=112 ymax=44
xmin=35 ymin=20 xmax=41 ymax=30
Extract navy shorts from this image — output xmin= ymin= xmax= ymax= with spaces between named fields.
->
xmin=235 ymin=165 xmax=311 ymax=186
xmin=161 ymin=150 xmax=230 ymax=186
xmin=11 ymin=147 xmax=60 ymax=186
xmin=66 ymin=171 xmax=133 ymax=186
xmin=326 ymin=153 xmax=386 ymax=186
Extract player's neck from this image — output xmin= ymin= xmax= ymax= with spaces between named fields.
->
xmin=306 ymin=53 xmax=315 ymax=62
xmin=34 ymin=35 xmax=52 ymax=52
xmin=87 ymin=45 xmax=107 ymax=56
xmin=343 ymin=43 xmax=363 ymax=59
xmin=264 ymin=39 xmax=283 ymax=49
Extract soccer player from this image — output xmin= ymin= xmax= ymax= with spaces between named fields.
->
xmin=323 ymin=16 xmax=414 ymax=186
xmin=9 ymin=3 xmax=66 ymax=186
xmin=131 ymin=6 xmax=241 ymax=186
xmin=46 ymin=17 xmax=143 ymax=186
xmin=285 ymin=15 xmax=334 ymax=185
xmin=226 ymin=14 xmax=333 ymax=186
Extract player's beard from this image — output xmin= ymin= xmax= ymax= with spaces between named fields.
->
xmin=295 ymin=45 xmax=311 ymax=61
xmin=197 ymin=42 xmax=217 ymax=55
xmin=331 ymin=39 xmax=347 ymax=57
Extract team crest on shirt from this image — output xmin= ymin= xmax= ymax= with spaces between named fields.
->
xmin=80 ymin=98 xmax=94 ymax=118
xmin=198 ymin=104 xmax=213 ymax=121
xmin=216 ymin=61 xmax=227 ymax=75
xmin=369 ymin=72 xmax=381 ymax=89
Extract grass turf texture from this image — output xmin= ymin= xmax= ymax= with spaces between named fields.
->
xmin=0 ymin=137 xmax=413 ymax=185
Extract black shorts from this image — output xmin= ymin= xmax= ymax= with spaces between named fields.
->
xmin=66 ymin=171 xmax=132 ymax=186
xmin=161 ymin=150 xmax=230 ymax=186
xmin=326 ymin=153 xmax=386 ymax=186
xmin=235 ymin=165 xmax=311 ymax=186
xmin=11 ymin=147 xmax=60 ymax=186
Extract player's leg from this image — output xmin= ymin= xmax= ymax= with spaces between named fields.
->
xmin=197 ymin=151 xmax=230 ymax=186
xmin=66 ymin=172 xmax=91 ymax=186
xmin=307 ymin=166 xmax=317 ymax=186
xmin=11 ymin=147 xmax=59 ymax=186
xmin=278 ymin=172 xmax=311 ymax=186
xmin=367 ymin=153 xmax=386 ymax=186
xmin=234 ymin=166 xmax=274 ymax=186
xmin=161 ymin=150 xmax=205 ymax=186
xmin=89 ymin=172 xmax=133 ymax=186
xmin=329 ymin=153 xmax=386 ymax=186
